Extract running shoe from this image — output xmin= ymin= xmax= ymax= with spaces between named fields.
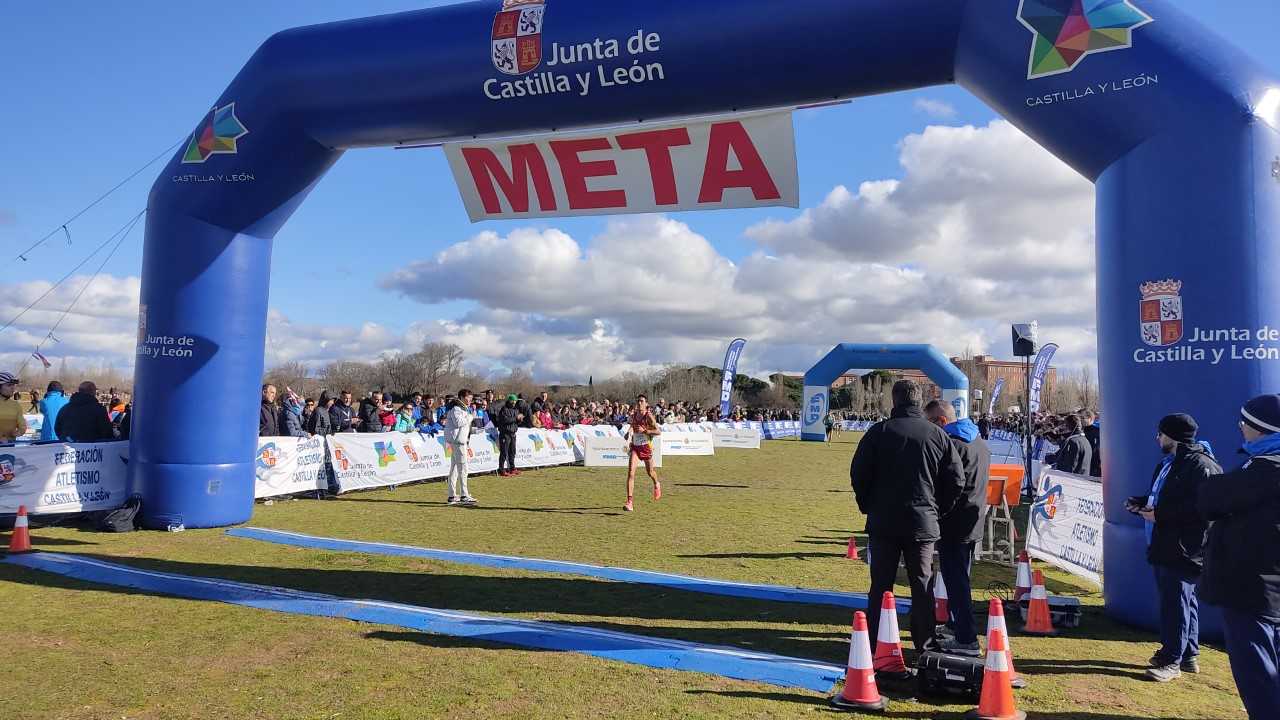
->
xmin=653 ymin=481 xmax=662 ymax=501
xmin=447 ymin=497 xmax=462 ymax=506
xmin=460 ymin=496 xmax=478 ymax=506
xmin=624 ymin=497 xmax=634 ymax=512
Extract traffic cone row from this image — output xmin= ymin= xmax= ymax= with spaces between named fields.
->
xmin=7 ymin=505 xmax=31 ymax=553
xmin=932 ymin=571 xmax=949 ymax=624
xmin=966 ymin=628 xmax=1026 ymax=720
xmin=1023 ymin=570 xmax=1056 ymax=636
xmin=831 ymin=610 xmax=887 ymax=711
xmin=985 ymin=599 xmax=1027 ymax=689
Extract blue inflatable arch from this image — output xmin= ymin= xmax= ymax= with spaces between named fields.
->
xmin=135 ymin=0 xmax=1280 ymax=632
xmin=801 ymin=344 xmax=969 ymax=441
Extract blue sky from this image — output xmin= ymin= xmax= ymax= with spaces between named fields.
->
xmin=1 ymin=1 xmax=1277 ymax=381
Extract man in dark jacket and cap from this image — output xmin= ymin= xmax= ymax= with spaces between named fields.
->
xmin=258 ymin=384 xmax=280 ymax=437
xmin=1199 ymin=394 xmax=1280 ymax=719
xmin=1124 ymin=413 xmax=1221 ymax=682
xmin=926 ymin=399 xmax=990 ymax=657
xmin=495 ymin=394 xmax=523 ymax=477
xmin=852 ymin=380 xmax=965 ymax=661
xmin=55 ymin=382 xmax=116 ymax=443
xmin=1053 ymin=413 xmax=1092 ymax=475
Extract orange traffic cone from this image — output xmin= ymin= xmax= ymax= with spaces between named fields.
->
xmin=8 ymin=505 xmax=32 ymax=553
xmin=872 ymin=591 xmax=913 ymax=680
xmin=831 ymin=610 xmax=888 ymax=712
xmin=985 ymin=598 xmax=1027 ymax=689
xmin=933 ymin=571 xmax=949 ymax=624
xmin=1014 ymin=551 xmax=1032 ymax=603
xmin=966 ymin=628 xmax=1026 ymax=720
xmin=1022 ymin=570 xmax=1057 ymax=636
xmin=846 ymin=536 xmax=860 ymax=560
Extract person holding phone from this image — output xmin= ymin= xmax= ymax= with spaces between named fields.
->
xmin=1126 ymin=413 xmax=1220 ymax=682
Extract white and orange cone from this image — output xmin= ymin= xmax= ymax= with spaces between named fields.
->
xmin=872 ymin=591 xmax=912 ymax=680
xmin=846 ymin=536 xmax=860 ymax=560
xmin=965 ymin=628 xmax=1026 ymax=720
xmin=1022 ymin=570 xmax=1057 ymax=636
xmin=7 ymin=505 xmax=32 ymax=553
xmin=831 ymin=610 xmax=888 ymax=712
xmin=985 ymin=598 xmax=1027 ymax=689
xmin=933 ymin=571 xmax=949 ymax=625
xmin=1014 ymin=551 xmax=1032 ymax=604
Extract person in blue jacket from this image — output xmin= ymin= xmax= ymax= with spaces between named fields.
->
xmin=37 ymin=381 xmax=69 ymax=441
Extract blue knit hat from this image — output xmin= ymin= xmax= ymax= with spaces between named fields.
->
xmin=1241 ymin=394 xmax=1280 ymax=435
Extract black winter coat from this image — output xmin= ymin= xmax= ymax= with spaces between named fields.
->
xmin=941 ymin=434 xmax=991 ymax=544
xmin=306 ymin=404 xmax=333 ymax=435
xmin=259 ymin=401 xmax=280 ymax=437
xmin=1198 ymin=454 xmax=1280 ymax=619
xmin=358 ymin=401 xmax=381 ymax=433
xmin=329 ymin=402 xmax=355 ymax=432
xmin=851 ymin=406 xmax=965 ymax=542
xmin=55 ymin=392 xmax=115 ymax=443
xmin=1131 ymin=443 xmax=1220 ymax=576
xmin=1054 ymin=434 xmax=1092 ymax=476
xmin=1084 ymin=424 xmax=1102 ymax=477
xmin=495 ymin=403 xmax=521 ymax=434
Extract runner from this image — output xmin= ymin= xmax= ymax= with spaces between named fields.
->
xmin=625 ymin=394 xmax=662 ymax=512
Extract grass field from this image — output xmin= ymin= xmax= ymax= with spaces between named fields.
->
xmin=0 ymin=436 xmax=1247 ymax=719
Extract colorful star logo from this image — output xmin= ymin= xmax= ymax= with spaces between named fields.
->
xmin=1018 ymin=0 xmax=1153 ymax=79
xmin=182 ymin=103 xmax=249 ymax=164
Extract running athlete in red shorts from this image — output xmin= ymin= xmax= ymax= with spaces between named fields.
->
xmin=625 ymin=394 xmax=662 ymax=512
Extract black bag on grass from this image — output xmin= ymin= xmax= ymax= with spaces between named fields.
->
xmin=97 ymin=496 xmax=142 ymax=533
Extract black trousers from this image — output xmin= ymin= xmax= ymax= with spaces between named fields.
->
xmin=498 ymin=432 xmax=517 ymax=472
xmin=866 ymin=534 xmax=939 ymax=656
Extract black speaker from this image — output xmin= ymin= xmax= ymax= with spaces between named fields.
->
xmin=1012 ymin=323 xmax=1038 ymax=357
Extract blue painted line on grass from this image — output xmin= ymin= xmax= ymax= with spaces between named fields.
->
xmin=227 ymin=527 xmax=912 ymax=613
xmin=4 ymin=552 xmax=844 ymax=693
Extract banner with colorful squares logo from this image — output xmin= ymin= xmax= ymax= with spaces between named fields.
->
xmin=0 ymin=441 xmax=129 ymax=514
xmin=254 ymin=436 xmax=329 ymax=500
xmin=328 ymin=432 xmax=450 ymax=494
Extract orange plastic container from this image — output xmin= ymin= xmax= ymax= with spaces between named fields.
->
xmin=987 ymin=464 xmax=1025 ymax=506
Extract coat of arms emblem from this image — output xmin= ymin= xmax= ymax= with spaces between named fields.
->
xmin=1140 ymin=279 xmax=1184 ymax=347
xmin=0 ymin=455 xmax=15 ymax=486
xmin=492 ymin=0 xmax=545 ymax=76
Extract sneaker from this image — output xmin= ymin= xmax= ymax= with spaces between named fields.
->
xmin=447 ymin=497 xmax=462 ymax=506
xmin=624 ymin=497 xmax=634 ymax=512
xmin=1181 ymin=657 xmax=1200 ymax=674
xmin=941 ymin=639 xmax=982 ymax=657
xmin=460 ymin=496 xmax=478 ymax=506
xmin=653 ymin=481 xmax=662 ymax=501
xmin=1146 ymin=663 xmax=1182 ymax=682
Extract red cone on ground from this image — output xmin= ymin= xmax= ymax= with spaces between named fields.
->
xmin=1022 ymin=569 xmax=1057 ymax=636
xmin=965 ymin=628 xmax=1026 ymax=720
xmin=873 ymin=591 xmax=911 ymax=677
xmin=1014 ymin=551 xmax=1032 ymax=603
xmin=831 ymin=610 xmax=888 ymax=712
xmin=985 ymin=598 xmax=1026 ymax=689
xmin=933 ymin=571 xmax=949 ymax=624
xmin=8 ymin=505 xmax=32 ymax=553
xmin=846 ymin=536 xmax=859 ymax=560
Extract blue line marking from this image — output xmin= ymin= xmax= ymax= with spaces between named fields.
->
xmin=5 ymin=552 xmax=844 ymax=693
xmin=227 ymin=527 xmax=912 ymax=613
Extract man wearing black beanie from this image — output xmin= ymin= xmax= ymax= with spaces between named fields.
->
xmin=1198 ymin=394 xmax=1280 ymax=719
xmin=1126 ymin=413 xmax=1221 ymax=682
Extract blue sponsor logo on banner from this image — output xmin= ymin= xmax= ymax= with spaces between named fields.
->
xmin=805 ymin=392 xmax=825 ymax=426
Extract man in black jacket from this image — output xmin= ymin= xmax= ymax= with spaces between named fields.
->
xmin=1199 ymin=394 xmax=1280 ymax=719
xmin=358 ymin=391 xmax=384 ymax=433
xmin=926 ymin=400 xmax=990 ymax=657
xmin=852 ymin=381 xmax=965 ymax=660
xmin=1053 ymin=414 xmax=1092 ymax=475
xmin=1125 ymin=413 xmax=1221 ymax=682
xmin=55 ymin=382 xmax=116 ymax=442
xmin=258 ymin=384 xmax=279 ymax=437
xmin=1081 ymin=409 xmax=1102 ymax=477
xmin=495 ymin=394 xmax=522 ymax=477
xmin=330 ymin=390 xmax=357 ymax=433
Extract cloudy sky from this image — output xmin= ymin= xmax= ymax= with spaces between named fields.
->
xmin=1 ymin=1 xmax=1275 ymax=384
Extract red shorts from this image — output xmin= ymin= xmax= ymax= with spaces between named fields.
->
xmin=630 ymin=443 xmax=653 ymax=461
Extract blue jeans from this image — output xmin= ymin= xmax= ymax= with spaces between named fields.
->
xmin=1222 ymin=607 xmax=1280 ymax=720
xmin=938 ymin=541 xmax=977 ymax=645
xmin=1153 ymin=565 xmax=1199 ymax=664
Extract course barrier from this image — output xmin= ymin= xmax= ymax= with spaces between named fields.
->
xmin=0 ymin=440 xmax=128 ymax=515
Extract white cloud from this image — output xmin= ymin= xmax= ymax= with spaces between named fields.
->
xmin=913 ymin=98 xmax=957 ymax=119
xmin=0 ymin=274 xmax=140 ymax=372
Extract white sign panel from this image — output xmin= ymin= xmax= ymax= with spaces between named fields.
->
xmin=712 ymin=427 xmax=762 ymax=449
xmin=328 ymin=432 xmax=449 ymax=493
xmin=1025 ymin=468 xmax=1104 ymax=586
xmin=802 ymin=385 xmax=827 ymax=437
xmin=445 ymin=110 xmax=799 ymax=221
xmin=584 ymin=435 xmax=663 ymax=468
xmin=254 ymin=436 xmax=329 ymax=499
xmin=659 ymin=424 xmax=715 ymax=456
xmin=0 ymin=441 xmax=128 ymax=514
xmin=569 ymin=424 xmax=623 ymax=462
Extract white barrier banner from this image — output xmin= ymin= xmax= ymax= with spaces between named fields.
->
xmin=712 ymin=427 xmax=761 ymax=449
xmin=1026 ymin=468 xmax=1104 ymax=586
xmin=445 ymin=110 xmax=799 ymax=222
xmin=0 ymin=441 xmax=128 ymax=514
xmin=254 ymin=436 xmax=329 ymax=499
xmin=328 ymin=432 xmax=448 ymax=493
xmin=515 ymin=429 xmax=577 ymax=468
xmin=659 ymin=424 xmax=714 ymax=456
xmin=584 ymin=436 xmax=663 ymax=468
xmin=569 ymin=425 xmax=623 ymax=462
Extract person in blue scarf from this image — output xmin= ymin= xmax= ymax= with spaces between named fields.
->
xmin=1124 ymin=413 xmax=1220 ymax=682
xmin=1198 ymin=394 xmax=1280 ymax=719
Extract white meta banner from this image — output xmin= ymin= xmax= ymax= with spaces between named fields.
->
xmin=0 ymin=441 xmax=128 ymax=514
xmin=802 ymin=385 xmax=827 ymax=437
xmin=584 ymin=435 xmax=663 ymax=468
xmin=712 ymin=427 xmax=762 ymax=450
xmin=254 ymin=436 xmax=329 ymax=499
xmin=444 ymin=110 xmax=799 ymax=221
xmin=1025 ymin=468 xmax=1104 ymax=586
xmin=569 ymin=424 xmax=624 ymax=462
xmin=659 ymin=424 xmax=715 ymax=456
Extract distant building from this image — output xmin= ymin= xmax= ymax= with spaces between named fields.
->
xmin=952 ymin=355 xmax=1057 ymax=414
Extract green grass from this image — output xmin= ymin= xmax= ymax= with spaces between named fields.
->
xmin=0 ymin=436 xmax=1247 ymax=719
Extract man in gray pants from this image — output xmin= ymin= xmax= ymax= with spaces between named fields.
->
xmin=444 ymin=388 xmax=477 ymax=506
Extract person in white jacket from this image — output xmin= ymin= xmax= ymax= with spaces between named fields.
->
xmin=443 ymin=389 xmax=477 ymax=506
